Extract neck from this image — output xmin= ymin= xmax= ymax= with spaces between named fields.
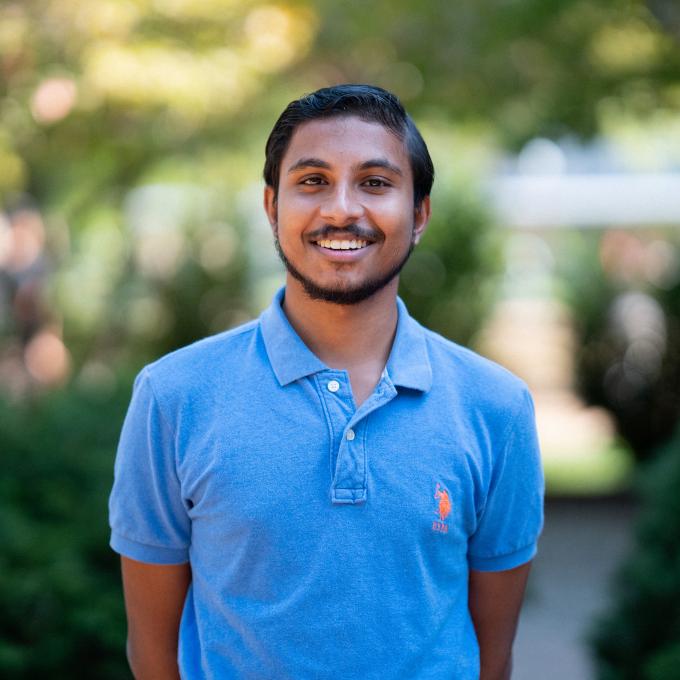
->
xmin=281 ymin=276 xmax=399 ymax=371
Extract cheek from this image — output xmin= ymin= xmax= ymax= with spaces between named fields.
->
xmin=365 ymin=194 xmax=412 ymax=221
xmin=276 ymin=194 xmax=317 ymax=226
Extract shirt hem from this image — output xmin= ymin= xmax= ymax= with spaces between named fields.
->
xmin=468 ymin=542 xmax=537 ymax=572
xmin=110 ymin=531 xmax=189 ymax=565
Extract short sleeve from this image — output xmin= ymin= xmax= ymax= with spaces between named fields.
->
xmin=468 ymin=386 xmax=544 ymax=572
xmin=108 ymin=368 xmax=190 ymax=564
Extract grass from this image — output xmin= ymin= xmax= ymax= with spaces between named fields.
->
xmin=543 ymin=440 xmax=635 ymax=497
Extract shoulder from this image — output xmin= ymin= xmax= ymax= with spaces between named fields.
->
xmin=140 ymin=318 xmax=261 ymax=404
xmin=422 ymin=325 xmax=532 ymax=421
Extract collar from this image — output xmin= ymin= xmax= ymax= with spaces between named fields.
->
xmin=259 ymin=287 xmax=432 ymax=393
xmin=387 ymin=296 xmax=433 ymax=392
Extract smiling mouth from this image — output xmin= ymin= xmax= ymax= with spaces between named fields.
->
xmin=314 ymin=239 xmax=371 ymax=251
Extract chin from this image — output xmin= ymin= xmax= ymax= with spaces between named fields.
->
xmin=301 ymin=282 xmax=387 ymax=305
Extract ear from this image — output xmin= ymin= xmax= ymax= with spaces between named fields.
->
xmin=263 ymin=185 xmax=278 ymax=235
xmin=412 ymin=195 xmax=431 ymax=245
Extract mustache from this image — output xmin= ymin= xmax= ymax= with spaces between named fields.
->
xmin=306 ymin=224 xmax=379 ymax=242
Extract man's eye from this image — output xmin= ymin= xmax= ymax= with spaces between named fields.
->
xmin=300 ymin=177 xmax=325 ymax=185
xmin=364 ymin=178 xmax=389 ymax=188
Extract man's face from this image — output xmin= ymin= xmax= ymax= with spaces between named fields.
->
xmin=264 ymin=115 xmax=430 ymax=304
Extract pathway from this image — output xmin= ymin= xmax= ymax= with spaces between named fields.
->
xmin=513 ymin=497 xmax=636 ymax=679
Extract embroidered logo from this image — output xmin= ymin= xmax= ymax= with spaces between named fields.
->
xmin=432 ymin=482 xmax=451 ymax=534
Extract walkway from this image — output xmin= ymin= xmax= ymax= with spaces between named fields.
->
xmin=513 ymin=497 xmax=636 ymax=679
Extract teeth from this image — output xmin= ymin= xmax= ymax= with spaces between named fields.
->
xmin=316 ymin=239 xmax=369 ymax=251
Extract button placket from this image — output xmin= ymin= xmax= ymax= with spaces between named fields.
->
xmin=316 ymin=371 xmax=354 ymax=496
xmin=330 ymin=378 xmax=398 ymax=504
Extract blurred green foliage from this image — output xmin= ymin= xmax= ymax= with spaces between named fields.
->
xmin=400 ymin=184 xmax=502 ymax=345
xmin=0 ymin=379 xmax=134 ymax=678
xmin=556 ymin=230 xmax=680 ymax=461
xmin=592 ymin=427 xmax=680 ymax=679
xmin=311 ymin=0 xmax=680 ymax=146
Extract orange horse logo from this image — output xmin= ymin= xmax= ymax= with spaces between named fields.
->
xmin=434 ymin=483 xmax=451 ymax=522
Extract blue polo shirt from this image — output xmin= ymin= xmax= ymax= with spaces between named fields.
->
xmin=109 ymin=287 xmax=544 ymax=679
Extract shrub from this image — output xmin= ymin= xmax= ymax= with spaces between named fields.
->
xmin=558 ymin=230 xmax=680 ymax=461
xmin=400 ymin=185 xmax=502 ymax=345
xmin=0 ymin=380 xmax=135 ymax=679
xmin=592 ymin=428 xmax=680 ymax=679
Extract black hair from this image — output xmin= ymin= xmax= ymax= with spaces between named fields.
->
xmin=263 ymin=84 xmax=434 ymax=206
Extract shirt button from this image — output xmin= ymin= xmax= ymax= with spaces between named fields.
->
xmin=346 ymin=429 xmax=356 ymax=441
xmin=327 ymin=380 xmax=340 ymax=393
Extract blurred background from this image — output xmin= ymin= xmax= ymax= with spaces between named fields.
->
xmin=1 ymin=1 xmax=680 ymax=677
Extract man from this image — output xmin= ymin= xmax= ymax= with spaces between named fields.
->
xmin=109 ymin=84 xmax=544 ymax=679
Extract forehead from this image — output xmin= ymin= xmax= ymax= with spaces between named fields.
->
xmin=282 ymin=115 xmax=411 ymax=173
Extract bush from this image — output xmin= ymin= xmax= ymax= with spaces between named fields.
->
xmin=592 ymin=428 xmax=680 ymax=679
xmin=400 ymin=185 xmax=502 ymax=345
xmin=0 ymin=380 xmax=135 ymax=679
xmin=558 ymin=230 xmax=680 ymax=461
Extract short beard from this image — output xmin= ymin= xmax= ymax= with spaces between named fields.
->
xmin=274 ymin=233 xmax=415 ymax=305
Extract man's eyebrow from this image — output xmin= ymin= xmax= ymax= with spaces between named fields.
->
xmin=287 ymin=157 xmax=331 ymax=173
xmin=358 ymin=158 xmax=403 ymax=176
xmin=286 ymin=157 xmax=404 ymax=177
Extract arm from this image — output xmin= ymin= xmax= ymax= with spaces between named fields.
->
xmin=121 ymin=556 xmax=192 ymax=680
xmin=468 ymin=561 xmax=532 ymax=680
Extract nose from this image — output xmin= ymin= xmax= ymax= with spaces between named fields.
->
xmin=318 ymin=182 xmax=364 ymax=225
